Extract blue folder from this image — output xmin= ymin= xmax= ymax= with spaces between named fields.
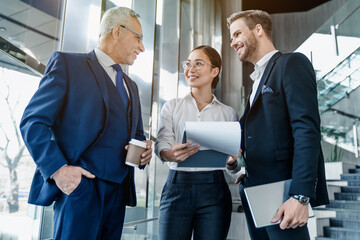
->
xmin=177 ymin=150 xmax=228 ymax=168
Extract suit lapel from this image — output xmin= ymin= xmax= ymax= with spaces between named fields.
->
xmin=87 ymin=50 xmax=109 ymax=118
xmin=250 ymin=52 xmax=282 ymax=108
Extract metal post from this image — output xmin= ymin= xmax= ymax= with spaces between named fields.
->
xmin=353 ymin=123 xmax=359 ymax=158
xmin=330 ymin=25 xmax=339 ymax=56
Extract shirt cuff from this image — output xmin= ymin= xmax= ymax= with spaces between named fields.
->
xmin=50 ymin=164 xmax=68 ymax=179
xmin=226 ymin=157 xmax=242 ymax=174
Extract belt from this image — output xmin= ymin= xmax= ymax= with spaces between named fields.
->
xmin=167 ymin=169 xmax=225 ymax=184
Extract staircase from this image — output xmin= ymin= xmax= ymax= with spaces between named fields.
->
xmin=316 ymin=165 xmax=360 ymax=240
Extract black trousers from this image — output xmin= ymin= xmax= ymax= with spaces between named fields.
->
xmin=158 ymin=170 xmax=232 ymax=240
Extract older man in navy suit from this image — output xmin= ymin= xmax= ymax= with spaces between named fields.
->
xmin=225 ymin=10 xmax=329 ymax=240
xmin=20 ymin=7 xmax=152 ymax=240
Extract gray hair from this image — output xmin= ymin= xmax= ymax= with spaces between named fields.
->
xmin=99 ymin=7 xmax=140 ymax=37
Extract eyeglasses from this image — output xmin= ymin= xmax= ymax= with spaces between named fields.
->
xmin=182 ymin=60 xmax=215 ymax=71
xmin=119 ymin=24 xmax=143 ymax=43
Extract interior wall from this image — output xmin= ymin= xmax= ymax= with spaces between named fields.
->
xmin=272 ymin=0 xmax=348 ymax=53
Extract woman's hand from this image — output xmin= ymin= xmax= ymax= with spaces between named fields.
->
xmin=160 ymin=142 xmax=200 ymax=162
xmin=226 ymin=149 xmax=242 ymax=170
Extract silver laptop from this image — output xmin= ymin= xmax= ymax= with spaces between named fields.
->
xmin=243 ymin=179 xmax=314 ymax=228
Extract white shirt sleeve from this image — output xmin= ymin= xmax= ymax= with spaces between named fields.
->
xmin=155 ymin=100 xmax=176 ymax=161
xmin=225 ymin=106 xmax=242 ymax=174
xmin=226 ymin=157 xmax=242 ymax=174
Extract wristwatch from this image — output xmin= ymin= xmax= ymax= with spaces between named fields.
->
xmin=291 ymin=195 xmax=310 ymax=205
xmin=227 ymin=160 xmax=237 ymax=166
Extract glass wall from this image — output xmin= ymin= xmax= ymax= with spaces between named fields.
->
xmin=0 ymin=52 xmax=42 ymax=239
xmin=0 ymin=1 xmax=64 ymax=239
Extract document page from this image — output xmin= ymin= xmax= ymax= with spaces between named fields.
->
xmin=178 ymin=122 xmax=241 ymax=168
xmin=183 ymin=121 xmax=241 ymax=156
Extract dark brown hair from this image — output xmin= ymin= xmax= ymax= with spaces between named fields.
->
xmin=227 ymin=10 xmax=272 ymax=40
xmin=191 ymin=45 xmax=221 ymax=89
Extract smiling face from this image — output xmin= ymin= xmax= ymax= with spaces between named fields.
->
xmin=229 ymin=18 xmax=258 ymax=64
xmin=184 ymin=49 xmax=219 ymax=90
xmin=112 ymin=16 xmax=145 ymax=65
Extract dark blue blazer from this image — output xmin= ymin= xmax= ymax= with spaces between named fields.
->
xmin=20 ymin=51 xmax=146 ymax=206
xmin=240 ymin=52 xmax=329 ymax=207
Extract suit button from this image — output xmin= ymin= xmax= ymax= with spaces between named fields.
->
xmin=247 ymin=136 xmax=252 ymax=139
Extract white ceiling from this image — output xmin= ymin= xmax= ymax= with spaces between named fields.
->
xmin=0 ymin=0 xmax=62 ymax=64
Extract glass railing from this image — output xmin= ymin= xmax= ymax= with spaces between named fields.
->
xmin=317 ymin=47 xmax=360 ymax=113
xmin=122 ymin=217 xmax=159 ymax=240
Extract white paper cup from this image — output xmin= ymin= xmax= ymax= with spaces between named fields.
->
xmin=125 ymin=139 xmax=147 ymax=167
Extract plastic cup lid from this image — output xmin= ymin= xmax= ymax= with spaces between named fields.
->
xmin=129 ymin=139 xmax=147 ymax=148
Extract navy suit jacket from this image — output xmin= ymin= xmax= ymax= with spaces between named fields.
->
xmin=20 ymin=51 xmax=145 ymax=206
xmin=240 ymin=52 xmax=329 ymax=207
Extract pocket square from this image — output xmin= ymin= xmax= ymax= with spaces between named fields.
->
xmin=262 ymin=85 xmax=274 ymax=95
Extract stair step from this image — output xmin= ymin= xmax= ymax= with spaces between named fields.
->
xmin=341 ymin=174 xmax=360 ymax=180
xmin=335 ymin=192 xmax=360 ymax=201
xmin=319 ymin=170 xmax=360 ymax=239
xmin=347 ymin=180 xmax=360 ymax=186
xmin=330 ymin=218 xmax=360 ymax=229
xmin=341 ymin=186 xmax=360 ymax=193
xmin=315 ymin=208 xmax=360 ymax=220
xmin=349 ymin=169 xmax=360 ymax=174
xmin=316 ymin=238 xmax=344 ymax=240
xmin=328 ymin=200 xmax=360 ymax=210
xmin=324 ymin=227 xmax=360 ymax=239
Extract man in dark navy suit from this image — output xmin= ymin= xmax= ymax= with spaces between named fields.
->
xmin=20 ymin=7 xmax=152 ymax=240
xmin=226 ymin=10 xmax=329 ymax=239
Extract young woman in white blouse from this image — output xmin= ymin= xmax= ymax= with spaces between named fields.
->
xmin=155 ymin=45 xmax=238 ymax=240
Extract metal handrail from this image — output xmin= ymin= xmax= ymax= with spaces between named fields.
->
xmin=123 ymin=217 xmax=158 ymax=227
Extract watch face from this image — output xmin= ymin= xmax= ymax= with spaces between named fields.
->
xmin=299 ymin=196 xmax=310 ymax=204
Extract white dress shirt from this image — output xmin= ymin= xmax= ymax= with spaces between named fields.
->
xmin=155 ymin=93 xmax=238 ymax=171
xmin=249 ymin=50 xmax=278 ymax=106
xmin=94 ymin=48 xmax=129 ymax=96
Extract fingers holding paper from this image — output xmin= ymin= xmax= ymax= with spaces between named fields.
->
xmin=160 ymin=142 xmax=200 ymax=162
xmin=226 ymin=149 xmax=242 ymax=173
xmin=271 ymin=197 xmax=309 ymax=229
xmin=226 ymin=149 xmax=242 ymax=165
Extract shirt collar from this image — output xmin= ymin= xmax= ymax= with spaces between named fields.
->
xmin=187 ymin=93 xmax=220 ymax=106
xmin=94 ymin=48 xmax=116 ymax=67
xmin=250 ymin=50 xmax=279 ymax=81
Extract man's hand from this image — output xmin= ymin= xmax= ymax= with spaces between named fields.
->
xmin=160 ymin=142 xmax=200 ymax=162
xmin=234 ymin=174 xmax=246 ymax=184
xmin=272 ymin=197 xmax=309 ymax=229
xmin=140 ymin=140 xmax=152 ymax=166
xmin=52 ymin=165 xmax=95 ymax=195
xmin=125 ymin=140 xmax=153 ymax=166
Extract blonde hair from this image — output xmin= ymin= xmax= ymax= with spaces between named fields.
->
xmin=227 ymin=10 xmax=272 ymax=39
